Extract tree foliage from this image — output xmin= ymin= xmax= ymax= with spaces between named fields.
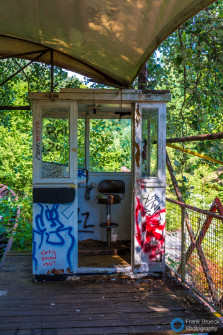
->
xmin=144 ymin=0 xmax=223 ymax=206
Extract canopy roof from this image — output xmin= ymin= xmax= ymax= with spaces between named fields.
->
xmin=0 ymin=0 xmax=215 ymax=88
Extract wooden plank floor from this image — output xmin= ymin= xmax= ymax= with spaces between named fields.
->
xmin=0 ymin=252 xmax=221 ymax=335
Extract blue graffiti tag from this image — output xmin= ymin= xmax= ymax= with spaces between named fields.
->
xmin=78 ymin=169 xmax=87 ymax=180
xmin=33 ymin=203 xmax=75 ymax=269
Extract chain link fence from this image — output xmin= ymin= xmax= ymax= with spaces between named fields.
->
xmin=165 ymin=198 xmax=223 ymax=315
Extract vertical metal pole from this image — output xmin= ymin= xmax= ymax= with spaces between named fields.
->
xmin=181 ymin=206 xmax=186 ymax=282
xmin=85 ymin=116 xmax=90 ymax=171
xmin=147 ymin=120 xmax=151 ymax=175
xmin=106 ymin=204 xmax=111 ymax=246
xmin=131 ymin=103 xmax=136 ymax=269
xmin=51 ymin=50 xmax=54 ymax=92
xmin=106 ymin=204 xmax=111 ymax=226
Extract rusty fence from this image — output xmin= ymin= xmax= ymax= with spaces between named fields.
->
xmin=165 ymin=197 xmax=223 ymax=315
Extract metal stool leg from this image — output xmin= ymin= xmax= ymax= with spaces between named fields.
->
xmin=106 ymin=204 xmax=111 ymax=246
xmin=99 ymin=203 xmax=118 ymax=247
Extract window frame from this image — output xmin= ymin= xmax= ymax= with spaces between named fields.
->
xmin=136 ymin=103 xmax=166 ymax=187
xmin=79 ymin=110 xmax=132 ymax=174
xmin=33 ymin=101 xmax=77 ymax=185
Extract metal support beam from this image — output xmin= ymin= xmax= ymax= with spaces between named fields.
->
xmin=0 ymin=106 xmax=30 ymax=111
xmin=51 ymin=50 xmax=54 ymax=92
xmin=138 ymin=64 xmax=147 ymax=90
xmin=181 ymin=207 xmax=186 ymax=282
xmin=166 ymin=132 xmax=223 ymax=143
xmin=167 ymin=143 xmax=223 ymax=165
xmin=0 ymin=49 xmax=48 ymax=87
xmin=0 ymin=49 xmax=48 ymax=60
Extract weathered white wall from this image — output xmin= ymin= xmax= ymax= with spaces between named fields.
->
xmin=78 ymin=172 xmax=132 ymax=242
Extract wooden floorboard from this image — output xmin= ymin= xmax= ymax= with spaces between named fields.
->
xmin=0 ymin=252 xmax=222 ymax=335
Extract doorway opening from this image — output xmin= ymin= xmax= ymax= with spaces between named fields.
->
xmin=77 ymin=104 xmax=132 ymax=272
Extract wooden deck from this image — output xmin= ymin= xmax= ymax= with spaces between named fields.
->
xmin=0 ymin=252 xmax=221 ymax=335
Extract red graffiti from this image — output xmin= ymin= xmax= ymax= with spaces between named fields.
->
xmin=43 ymin=261 xmax=56 ymax=267
xmin=42 ymin=256 xmax=56 ymax=261
xmin=135 ymin=197 xmax=165 ymax=261
xmin=41 ymin=250 xmax=57 ymax=266
xmin=41 ymin=250 xmax=56 ymax=256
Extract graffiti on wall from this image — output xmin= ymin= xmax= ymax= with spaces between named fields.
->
xmin=78 ymin=169 xmax=88 ymax=184
xmin=42 ymin=162 xmax=63 ymax=178
xmin=35 ymin=121 xmax=41 ymax=160
xmin=33 ymin=203 xmax=75 ymax=272
xmin=40 ymin=249 xmax=57 ymax=267
xmin=78 ymin=208 xmax=94 ymax=233
xmin=44 ymin=125 xmax=68 ymax=153
xmin=135 ymin=193 xmax=165 ymax=261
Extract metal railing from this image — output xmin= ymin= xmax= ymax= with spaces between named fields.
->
xmin=165 ymin=197 xmax=223 ymax=315
xmin=0 ymin=184 xmax=20 ymax=270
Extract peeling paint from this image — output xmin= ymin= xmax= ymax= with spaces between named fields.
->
xmin=134 ymin=142 xmax=140 ymax=168
xmin=46 ymin=267 xmax=72 ymax=274
xmin=47 ymin=268 xmax=65 ymax=274
xmin=135 ymin=105 xmax=141 ymax=127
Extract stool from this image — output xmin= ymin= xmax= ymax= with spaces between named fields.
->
xmin=97 ymin=180 xmax=125 ymax=246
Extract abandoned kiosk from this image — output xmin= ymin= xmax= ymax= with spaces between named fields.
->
xmin=30 ymin=89 xmax=170 ymax=277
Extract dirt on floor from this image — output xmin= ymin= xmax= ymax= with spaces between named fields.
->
xmin=78 ymin=239 xmax=131 ymax=253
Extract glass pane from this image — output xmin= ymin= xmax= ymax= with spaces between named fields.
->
xmin=89 ymin=119 xmax=131 ymax=172
xmin=142 ymin=109 xmax=158 ymax=177
xmin=41 ymin=107 xmax=69 ymax=178
xmin=78 ymin=119 xmax=85 ymax=168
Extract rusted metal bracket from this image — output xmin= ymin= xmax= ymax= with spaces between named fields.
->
xmin=166 ymin=132 xmax=223 ymax=143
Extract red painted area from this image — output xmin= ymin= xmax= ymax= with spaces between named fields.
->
xmin=135 ymin=197 xmax=165 ymax=260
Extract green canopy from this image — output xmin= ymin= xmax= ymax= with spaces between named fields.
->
xmin=0 ymin=0 xmax=215 ymax=87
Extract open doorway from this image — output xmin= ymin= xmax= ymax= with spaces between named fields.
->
xmin=77 ymin=104 xmax=132 ymax=272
